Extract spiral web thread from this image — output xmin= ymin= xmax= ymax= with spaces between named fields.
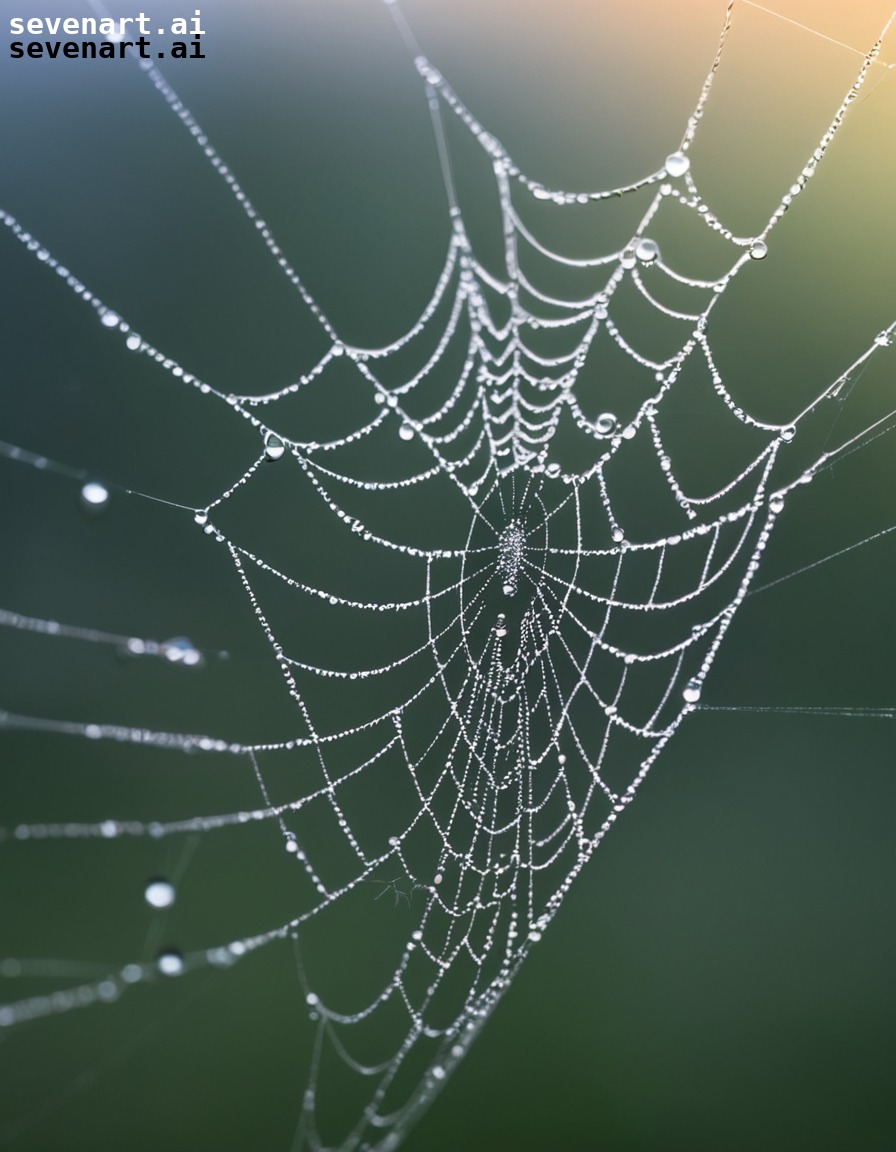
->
xmin=1 ymin=3 xmax=895 ymax=1149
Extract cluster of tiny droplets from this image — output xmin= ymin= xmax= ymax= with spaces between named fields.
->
xmin=1 ymin=4 xmax=895 ymax=1149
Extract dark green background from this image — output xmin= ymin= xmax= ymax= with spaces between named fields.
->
xmin=1 ymin=2 xmax=895 ymax=1149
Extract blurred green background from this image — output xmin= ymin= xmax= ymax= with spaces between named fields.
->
xmin=1 ymin=1 xmax=895 ymax=1149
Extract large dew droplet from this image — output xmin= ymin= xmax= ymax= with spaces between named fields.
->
xmin=664 ymin=151 xmax=690 ymax=178
xmin=264 ymin=432 xmax=286 ymax=461
xmin=682 ymin=678 xmax=702 ymax=704
xmin=399 ymin=423 xmax=415 ymax=442
xmin=635 ymin=239 xmax=660 ymax=263
xmin=80 ymin=481 xmax=110 ymax=512
xmin=595 ymin=413 xmax=618 ymax=436
xmin=144 ymin=879 xmax=176 ymax=909
xmin=750 ymin=240 xmax=768 ymax=260
xmin=156 ymin=949 xmax=184 ymax=977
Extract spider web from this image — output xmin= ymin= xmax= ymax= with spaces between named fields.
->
xmin=1 ymin=2 xmax=895 ymax=1149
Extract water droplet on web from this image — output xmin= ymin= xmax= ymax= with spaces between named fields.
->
xmin=769 ymin=494 xmax=785 ymax=514
xmin=595 ymin=413 xmax=617 ymax=436
xmin=682 ymin=678 xmax=702 ymax=704
xmin=156 ymin=950 xmax=184 ymax=976
xmin=80 ymin=481 xmax=110 ymax=511
xmin=611 ymin=527 xmax=625 ymax=543
xmin=194 ymin=510 xmax=208 ymax=526
xmin=100 ymin=310 xmax=121 ymax=328
xmin=399 ymin=423 xmax=415 ymax=441
xmin=264 ymin=432 xmax=286 ymax=461
xmin=144 ymin=880 xmax=176 ymax=909
xmin=635 ymin=239 xmax=660 ymax=263
xmin=664 ymin=151 xmax=690 ymax=178
xmin=161 ymin=637 xmax=203 ymax=667
xmin=620 ymin=246 xmax=637 ymax=270
xmin=875 ymin=332 xmax=892 ymax=348
xmin=780 ymin=426 xmax=796 ymax=442
xmin=125 ymin=333 xmax=141 ymax=351
xmin=750 ymin=240 xmax=768 ymax=260
xmin=545 ymin=462 xmax=561 ymax=478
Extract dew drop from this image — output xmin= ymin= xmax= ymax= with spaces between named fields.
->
xmin=545 ymin=462 xmax=561 ymax=478
xmin=100 ymin=310 xmax=121 ymax=328
xmin=875 ymin=333 xmax=892 ymax=348
xmin=194 ymin=510 xmax=208 ymax=526
xmin=682 ymin=678 xmax=702 ymax=704
xmin=750 ymin=240 xmax=768 ymax=260
xmin=611 ymin=527 xmax=625 ymax=543
xmin=156 ymin=949 xmax=184 ymax=977
xmin=635 ymin=238 xmax=660 ymax=263
xmin=620 ymin=246 xmax=637 ymax=270
xmin=399 ymin=423 xmax=415 ymax=441
xmin=595 ymin=412 xmax=617 ymax=436
xmin=264 ymin=432 xmax=286 ymax=461
xmin=161 ymin=637 xmax=204 ymax=667
xmin=769 ymin=494 xmax=785 ymax=514
xmin=144 ymin=879 xmax=176 ymax=909
xmin=664 ymin=151 xmax=690 ymax=178
xmin=80 ymin=481 xmax=110 ymax=512
xmin=125 ymin=333 xmax=141 ymax=351
xmin=780 ymin=425 xmax=796 ymax=442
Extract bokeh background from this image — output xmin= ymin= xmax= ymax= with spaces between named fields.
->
xmin=1 ymin=1 xmax=896 ymax=1149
